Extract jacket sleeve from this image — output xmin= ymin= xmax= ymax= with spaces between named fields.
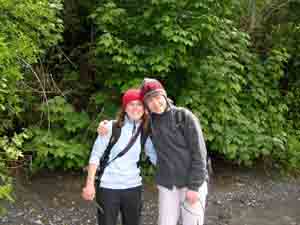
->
xmin=89 ymin=121 xmax=113 ymax=165
xmin=144 ymin=137 xmax=157 ymax=165
xmin=183 ymin=109 xmax=208 ymax=191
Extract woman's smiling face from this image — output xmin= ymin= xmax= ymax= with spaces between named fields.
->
xmin=125 ymin=100 xmax=144 ymax=121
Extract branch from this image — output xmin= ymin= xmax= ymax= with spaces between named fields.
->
xmin=262 ymin=0 xmax=291 ymax=22
xmin=18 ymin=57 xmax=51 ymax=131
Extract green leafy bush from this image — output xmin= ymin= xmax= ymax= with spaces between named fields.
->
xmin=0 ymin=129 xmax=32 ymax=214
xmin=0 ymin=174 xmax=13 ymax=215
xmin=26 ymin=96 xmax=91 ymax=171
xmin=0 ymin=0 xmax=63 ymax=210
xmin=27 ymin=128 xmax=89 ymax=171
xmin=89 ymin=0 xmax=299 ymax=171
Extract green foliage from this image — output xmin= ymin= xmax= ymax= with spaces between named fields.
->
xmin=0 ymin=174 xmax=13 ymax=215
xmin=283 ymin=85 xmax=300 ymax=170
xmin=40 ymin=96 xmax=91 ymax=134
xmin=92 ymin=0 xmax=228 ymax=88
xmin=180 ymin=32 xmax=290 ymax=166
xmin=285 ymin=132 xmax=300 ymax=171
xmin=231 ymin=0 xmax=300 ymax=169
xmin=0 ymin=0 xmax=63 ymax=54
xmin=0 ymin=0 xmax=63 ymax=131
xmin=0 ymin=38 xmax=23 ymax=134
xmin=89 ymin=91 xmax=120 ymax=118
xmin=0 ymin=0 xmax=63 ymax=209
xmin=27 ymin=127 xmax=89 ymax=171
xmin=89 ymin=0 xmax=299 ymax=170
xmin=287 ymin=86 xmax=300 ymax=130
xmin=139 ymin=152 xmax=156 ymax=183
xmin=26 ymin=96 xmax=91 ymax=171
xmin=0 ymin=0 xmax=64 ymax=134
xmin=0 ymin=0 xmax=299 ymax=189
xmin=0 ymin=129 xmax=32 ymax=214
xmin=0 ymin=129 xmax=33 ymax=161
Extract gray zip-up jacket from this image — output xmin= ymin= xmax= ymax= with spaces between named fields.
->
xmin=150 ymin=106 xmax=208 ymax=191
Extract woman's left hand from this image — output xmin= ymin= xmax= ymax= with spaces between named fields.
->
xmin=82 ymin=184 xmax=96 ymax=201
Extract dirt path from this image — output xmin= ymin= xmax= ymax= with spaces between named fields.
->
xmin=1 ymin=160 xmax=300 ymax=225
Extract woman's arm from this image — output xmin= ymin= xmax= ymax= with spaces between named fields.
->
xmin=144 ymin=137 xmax=157 ymax=165
xmin=82 ymin=163 xmax=97 ymax=201
xmin=82 ymin=121 xmax=113 ymax=201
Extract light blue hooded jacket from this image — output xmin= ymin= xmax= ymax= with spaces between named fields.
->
xmin=89 ymin=117 xmax=157 ymax=189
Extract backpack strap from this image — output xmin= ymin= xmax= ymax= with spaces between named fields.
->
xmin=137 ymin=125 xmax=151 ymax=168
xmin=95 ymin=121 xmax=121 ymax=186
xmin=99 ymin=121 xmax=121 ymax=165
xmin=175 ymin=107 xmax=186 ymax=135
xmin=111 ymin=123 xmax=143 ymax=160
xmin=140 ymin=125 xmax=151 ymax=150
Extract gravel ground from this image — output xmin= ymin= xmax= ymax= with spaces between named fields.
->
xmin=1 ymin=159 xmax=300 ymax=225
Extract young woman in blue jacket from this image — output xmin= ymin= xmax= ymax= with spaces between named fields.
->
xmin=81 ymin=89 xmax=156 ymax=225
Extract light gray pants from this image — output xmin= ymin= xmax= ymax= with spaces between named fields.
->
xmin=157 ymin=181 xmax=208 ymax=225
